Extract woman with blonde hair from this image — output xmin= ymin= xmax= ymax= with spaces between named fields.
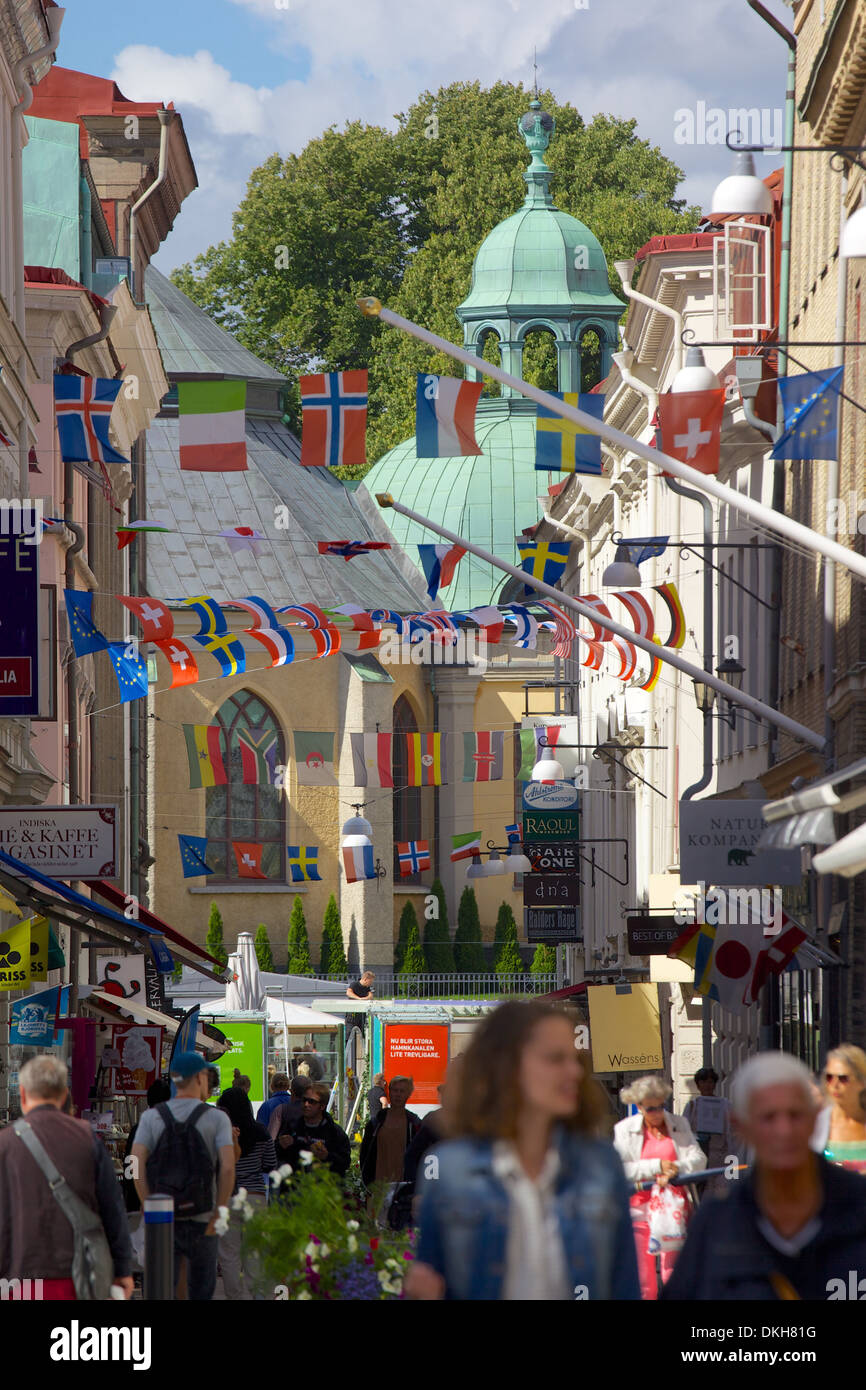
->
xmin=810 ymin=1044 xmax=866 ymax=1173
xmin=404 ymin=1000 xmax=640 ymax=1300
xmin=613 ymin=1074 xmax=706 ymax=1299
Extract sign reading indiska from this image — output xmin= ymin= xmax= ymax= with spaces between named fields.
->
xmin=0 ymin=805 xmax=116 ymax=880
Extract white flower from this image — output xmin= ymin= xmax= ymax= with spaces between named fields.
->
xmin=278 ymin=1164 xmax=293 ymax=1179
xmin=304 ymin=1240 xmax=319 ymax=1259
xmin=318 ymin=1244 xmax=330 ymax=1260
xmin=298 ymin=1150 xmax=313 ymax=1166
xmin=242 ymin=1203 xmax=256 ymax=1222
xmin=213 ymin=1206 xmax=230 ymax=1236
xmin=346 ymin=1219 xmax=359 ymax=1231
xmin=385 ymin=1258 xmax=401 ymax=1272
xmin=230 ymin=1188 xmax=248 ymax=1210
xmin=347 ymin=1235 xmax=358 ymax=1254
xmin=296 ymin=1290 xmax=312 ymax=1301
xmin=377 ymin=1269 xmax=390 ymax=1286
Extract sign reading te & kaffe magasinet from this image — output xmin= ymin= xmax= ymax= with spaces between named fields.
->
xmin=0 ymin=805 xmax=117 ymax=880
xmin=679 ymin=798 xmax=801 ymax=886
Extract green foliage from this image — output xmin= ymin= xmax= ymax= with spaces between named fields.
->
xmin=320 ymin=894 xmax=348 ymax=975
xmin=454 ymin=886 xmax=486 ymax=973
xmin=530 ymin=942 xmax=558 ymax=975
xmin=205 ymin=902 xmax=228 ymax=969
xmin=493 ymin=901 xmax=514 ymax=947
xmin=400 ymin=917 xmax=427 ymax=974
xmin=493 ymin=903 xmax=523 ymax=975
xmin=254 ymin=923 xmax=274 ymax=973
xmin=395 ymin=900 xmax=417 ymax=973
xmin=171 ymin=80 xmax=698 ymax=466
xmin=287 ymin=896 xmax=313 ymax=976
xmin=423 ymin=877 xmax=455 ymax=973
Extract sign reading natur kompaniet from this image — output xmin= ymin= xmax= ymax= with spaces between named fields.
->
xmin=678 ymin=799 xmax=800 ymax=886
xmin=0 ymin=806 xmax=117 ymax=880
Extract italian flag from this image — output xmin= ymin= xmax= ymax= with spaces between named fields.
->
xmin=451 ymin=831 xmax=481 ymax=863
xmin=178 ymin=380 xmax=247 ymax=472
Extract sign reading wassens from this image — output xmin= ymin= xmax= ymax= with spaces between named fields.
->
xmin=522 ymin=781 xmax=579 ymax=811
xmin=0 ymin=806 xmax=116 ymax=880
xmin=679 ymin=799 xmax=800 ymax=886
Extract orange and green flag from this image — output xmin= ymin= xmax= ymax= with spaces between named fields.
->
xmin=183 ymin=723 xmax=228 ymax=789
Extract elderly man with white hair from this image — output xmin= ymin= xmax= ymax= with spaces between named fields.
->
xmin=663 ymin=1051 xmax=866 ymax=1300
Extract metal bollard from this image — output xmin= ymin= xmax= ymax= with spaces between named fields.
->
xmin=143 ymin=1194 xmax=174 ymax=1300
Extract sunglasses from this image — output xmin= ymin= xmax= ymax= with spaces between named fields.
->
xmin=643 ymin=1104 xmax=665 ymax=1113
xmin=303 ymin=1097 xmax=323 ymax=1105
xmin=825 ymin=1072 xmax=851 ymax=1084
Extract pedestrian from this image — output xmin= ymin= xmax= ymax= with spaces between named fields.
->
xmin=215 ymin=1087 xmax=276 ymax=1300
xmin=293 ymin=1039 xmax=325 ymax=1082
xmin=811 ymin=1045 xmax=866 ymax=1173
xmin=269 ymin=1074 xmax=312 ymax=1143
xmin=663 ymin=1051 xmax=866 ymax=1300
xmin=359 ymin=1076 xmax=422 ymax=1201
xmin=405 ymin=1001 xmax=640 ymax=1300
xmin=256 ymin=1072 xmax=293 ymax=1132
xmin=131 ymin=1051 xmax=235 ymax=1301
xmin=683 ymin=1067 xmax=741 ymax=1194
xmin=613 ymin=1075 xmax=706 ymax=1299
xmin=0 ymin=1055 xmax=134 ymax=1300
xmin=346 ymin=970 xmax=375 ymax=1001
xmin=366 ymin=1072 xmax=387 ymax=1121
xmin=232 ymin=1068 xmax=251 ymax=1095
xmin=278 ymin=1081 xmax=351 ymax=1176
xmin=122 ymin=1077 xmax=171 ymax=1271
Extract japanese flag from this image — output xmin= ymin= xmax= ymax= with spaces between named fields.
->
xmin=658 ymin=389 xmax=725 ymax=476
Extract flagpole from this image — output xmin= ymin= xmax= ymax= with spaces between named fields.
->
xmin=357 ymin=298 xmax=866 ymax=585
xmin=374 ymin=492 xmax=826 ymax=751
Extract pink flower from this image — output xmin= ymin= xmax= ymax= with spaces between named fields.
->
xmin=403 ymin=1251 xmax=415 ymax=1260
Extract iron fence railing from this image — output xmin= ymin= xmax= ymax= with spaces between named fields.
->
xmin=316 ymin=972 xmax=556 ymax=999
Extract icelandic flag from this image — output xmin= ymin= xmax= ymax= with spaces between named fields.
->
xmin=54 ymin=375 xmax=128 ymax=465
xmin=415 ymin=373 xmax=483 ymax=457
xmin=299 ymin=370 xmax=367 ymax=467
xmin=418 ymin=542 xmax=467 ymax=602
xmin=343 ymin=842 xmax=377 ymax=883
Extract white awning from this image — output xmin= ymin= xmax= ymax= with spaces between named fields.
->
xmin=85 ymin=988 xmax=228 ymax=1052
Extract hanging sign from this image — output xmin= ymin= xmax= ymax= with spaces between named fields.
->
xmin=522 ymin=811 xmax=579 ymax=843
xmin=524 ymin=875 xmax=579 ymax=907
xmin=524 ymin=907 xmax=580 ymax=943
xmin=10 ymin=985 xmax=70 ymax=1045
xmin=0 ymin=805 xmax=116 ymax=879
xmin=627 ymin=916 xmax=687 ymax=956
xmin=522 ymin=782 xmax=580 ymax=811
xmin=587 ymin=983 xmax=663 ymax=1073
xmin=679 ymin=799 xmax=801 ymax=886
xmin=523 ymin=842 xmax=580 ymax=873
xmin=0 ymin=514 xmax=41 ymax=715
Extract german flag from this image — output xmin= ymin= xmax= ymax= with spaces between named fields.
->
xmin=405 ymin=732 xmax=446 ymax=786
xmin=639 ymin=637 xmax=664 ymax=692
xmin=183 ymin=724 xmax=227 ymax=789
xmin=654 ymin=582 xmax=686 ymax=649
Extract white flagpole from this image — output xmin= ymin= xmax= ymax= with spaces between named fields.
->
xmin=358 ymin=297 xmax=866 ymax=585
xmin=373 ymin=491 xmax=826 ymax=751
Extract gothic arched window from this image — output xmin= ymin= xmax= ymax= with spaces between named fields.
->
xmin=392 ymin=694 xmax=423 ymax=882
xmin=205 ymin=691 xmax=285 ymax=881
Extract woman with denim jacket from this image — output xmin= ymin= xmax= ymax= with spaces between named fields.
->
xmin=404 ymin=1001 xmax=641 ymax=1301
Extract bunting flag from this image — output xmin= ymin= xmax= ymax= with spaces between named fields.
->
xmin=613 ymin=590 xmax=655 ymax=640
xmin=64 ymin=589 xmax=108 ymax=657
xmin=639 ymin=637 xmax=664 ymax=692
xmin=539 ymin=601 xmax=577 ymax=659
xmin=405 ymin=732 xmax=447 ymax=786
xmin=415 ymin=373 xmax=483 ymax=457
xmin=117 ymin=595 xmax=174 ymax=641
xmin=183 ymin=595 xmax=227 ymax=636
xmin=0 ymin=885 xmax=23 ymax=917
xmin=518 ymin=728 xmax=539 ymax=781
xmin=460 ymin=606 xmax=505 ymax=644
xmin=288 ymin=846 xmax=321 ymax=882
xmin=293 ymin=730 xmax=336 ymax=785
xmin=53 ymin=375 xmax=128 ymax=465
xmin=153 ymin=637 xmax=199 ymax=688
xmin=771 ymin=366 xmax=843 ymax=461
xmin=417 ymin=543 xmax=467 ymax=602
xmin=451 ymin=832 xmax=481 ymax=863
xmin=178 ymin=835 xmax=214 ymax=879
xmin=657 ymin=388 xmax=725 ymax=475
xmin=397 ymin=840 xmax=431 ymax=877
xmin=299 ymin=370 xmax=367 ymax=467
xmin=618 ymin=536 xmax=669 ymax=566
xmin=192 ymin=629 xmax=246 ymax=678
xmin=230 ymin=596 xmax=279 ymax=629
xmin=462 ymin=731 xmax=504 ymax=781
xmin=238 ymin=726 xmax=278 ymax=784
xmin=309 ymin=627 xmax=341 ymax=658
xmin=116 ymin=520 xmax=171 ymax=550
xmin=280 ymin=604 xmax=332 ymax=631
xmin=233 ymin=842 xmax=268 ymax=879
xmin=517 ymin=540 xmax=570 ymax=592
xmin=609 ymin=633 xmax=638 ymax=682
xmin=183 ymin=724 xmax=228 ymax=789
xmin=534 ymin=392 xmax=604 ymax=474
xmin=654 ymin=582 xmax=686 ymax=649
xmin=350 ymin=732 xmax=394 ymax=788
xmin=505 ymin=823 xmax=522 ymax=845
xmin=580 ymin=639 xmax=604 ymax=670
xmin=246 ymin=626 xmax=295 ymax=668
xmin=576 ymin=594 xmax=615 ymax=642
xmin=28 ymin=915 xmax=50 ymax=981
xmin=504 ymin=604 xmax=538 ymax=650
xmin=0 ymin=917 xmax=31 ymax=990
xmin=343 ymin=842 xmax=377 ymax=883
xmin=106 ymin=641 xmax=149 ymax=703
xmin=219 ymin=526 xmax=264 ymax=553
xmin=369 ymin=609 xmax=409 ymax=639
xmin=178 ymin=379 xmax=247 ymax=472
xmin=317 ymin=540 xmax=391 ymax=560
xmin=418 ymin=611 xmax=459 ymax=644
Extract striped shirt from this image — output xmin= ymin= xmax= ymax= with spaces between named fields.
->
xmin=234 ymin=1136 xmax=277 ymax=1195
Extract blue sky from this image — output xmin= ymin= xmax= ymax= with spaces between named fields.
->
xmin=52 ymin=0 xmax=791 ymax=274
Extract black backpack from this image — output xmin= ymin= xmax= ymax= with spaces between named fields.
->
xmin=145 ymin=1103 xmax=215 ymax=1217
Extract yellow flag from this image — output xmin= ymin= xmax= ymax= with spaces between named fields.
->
xmin=0 ymin=885 xmax=22 ymax=918
xmin=29 ymin=915 xmax=49 ymax=981
xmin=0 ymin=917 xmax=31 ymax=990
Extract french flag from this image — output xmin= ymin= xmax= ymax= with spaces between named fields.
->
xmin=415 ymin=373 xmax=483 ymax=458
xmin=418 ymin=543 xmax=467 ymax=602
xmin=343 ymin=843 xmax=376 ymax=883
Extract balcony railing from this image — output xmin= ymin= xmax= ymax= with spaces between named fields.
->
xmin=315 ymin=972 xmax=556 ymax=1000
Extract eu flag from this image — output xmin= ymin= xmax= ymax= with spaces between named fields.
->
xmin=178 ymin=834 xmax=214 ymax=879
xmin=771 ymin=366 xmax=843 ymax=461
xmin=535 ymin=392 xmax=605 ymax=474
xmin=106 ymin=641 xmax=149 ymax=702
xmin=64 ymin=589 xmax=108 ymax=658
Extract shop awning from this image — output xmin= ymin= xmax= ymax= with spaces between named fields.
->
xmin=90 ymin=880 xmax=226 ymax=977
xmin=0 ymin=849 xmax=229 ymax=984
xmin=85 ymin=987 xmax=229 ymax=1052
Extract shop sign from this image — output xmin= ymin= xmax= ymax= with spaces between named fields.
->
xmin=522 ymin=781 xmax=580 ymax=811
xmin=0 ymin=805 xmax=116 ymax=879
xmin=524 ymin=875 xmax=579 ymax=907
xmin=523 ymin=842 xmax=580 ymax=873
xmin=522 ymin=811 xmax=579 ymax=843
xmin=679 ymin=799 xmax=801 ymax=886
xmin=524 ymin=907 xmax=580 ymax=943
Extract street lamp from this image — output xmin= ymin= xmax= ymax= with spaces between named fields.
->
xmin=693 ymin=658 xmax=746 ymax=727
xmin=711 ymin=150 xmax=774 ymax=216
xmin=601 ymin=544 xmax=642 ymax=588
xmin=531 ymin=751 xmax=566 ymax=783
xmin=840 ymin=206 xmax=866 ymax=259
xmin=672 ymin=346 xmax=720 ymax=394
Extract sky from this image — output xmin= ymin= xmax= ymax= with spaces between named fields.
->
xmin=54 ymin=0 xmax=793 ymax=275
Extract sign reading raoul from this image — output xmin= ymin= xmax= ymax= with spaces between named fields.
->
xmin=522 ymin=811 xmax=579 ymax=843
xmin=679 ymin=799 xmax=801 ymax=886
xmin=0 ymin=805 xmax=116 ymax=880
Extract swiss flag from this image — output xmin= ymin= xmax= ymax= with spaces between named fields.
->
xmin=233 ymin=842 xmax=268 ymax=879
xmin=117 ymin=595 xmax=175 ymax=640
xmin=658 ymin=389 xmax=725 ymax=475
xmin=153 ymin=637 xmax=199 ymax=688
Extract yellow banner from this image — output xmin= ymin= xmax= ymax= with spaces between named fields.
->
xmin=29 ymin=915 xmax=49 ymax=981
xmin=0 ymin=885 xmax=22 ymax=918
xmin=0 ymin=917 xmax=31 ymax=990
xmin=587 ymin=983 xmax=663 ymax=1073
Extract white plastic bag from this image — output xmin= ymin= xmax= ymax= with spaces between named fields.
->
xmin=646 ymin=1183 xmax=689 ymax=1254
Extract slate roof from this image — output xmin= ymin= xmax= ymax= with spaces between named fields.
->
xmin=145 ymin=266 xmax=286 ymax=383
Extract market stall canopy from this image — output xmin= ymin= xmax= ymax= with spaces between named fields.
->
xmin=199 ymin=996 xmax=343 ymax=1027
xmin=85 ymin=986 xmax=230 ymax=1053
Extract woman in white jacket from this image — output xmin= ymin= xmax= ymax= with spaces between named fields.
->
xmin=613 ymin=1075 xmax=706 ymax=1300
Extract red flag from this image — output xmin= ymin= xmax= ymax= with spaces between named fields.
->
xmin=658 ymin=389 xmax=725 ymax=475
xmin=118 ymin=595 xmax=175 ymax=640
xmin=153 ymin=637 xmax=199 ymax=688
xmin=747 ymin=913 xmax=807 ymax=1003
xmin=233 ymin=842 xmax=268 ymax=879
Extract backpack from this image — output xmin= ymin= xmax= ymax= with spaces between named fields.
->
xmin=145 ymin=1103 xmax=215 ymax=1217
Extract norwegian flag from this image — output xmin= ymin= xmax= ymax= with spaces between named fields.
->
xmin=397 ymin=840 xmax=431 ymax=877
xmin=233 ymin=841 xmax=268 ymax=879
xmin=117 ymin=595 xmax=175 ymax=641
xmin=53 ymin=375 xmax=128 ymax=465
xmin=153 ymin=637 xmax=199 ymax=688
xmin=310 ymin=626 xmax=341 ymax=658
xmin=299 ymin=370 xmax=367 ymax=467
xmin=246 ymin=626 xmax=295 ymax=667
xmin=658 ymin=389 xmax=725 ymax=476
xmin=280 ymin=604 xmax=332 ymax=630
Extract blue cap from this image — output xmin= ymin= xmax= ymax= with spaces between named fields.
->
xmin=170 ymin=1051 xmax=208 ymax=1080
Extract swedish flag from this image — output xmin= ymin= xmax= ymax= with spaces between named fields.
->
xmin=535 ymin=392 xmax=604 ymax=474
xmin=517 ymin=539 xmax=571 ymax=593
xmin=771 ymin=366 xmax=843 ymax=461
xmin=288 ymin=845 xmax=321 ymax=882
xmin=192 ymin=629 xmax=246 ymax=677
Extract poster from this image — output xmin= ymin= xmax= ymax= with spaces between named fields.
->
xmin=109 ymin=1024 xmax=162 ymax=1095
xmin=586 ymin=983 xmax=663 ymax=1074
xmin=382 ymin=1023 xmax=449 ymax=1105
xmin=203 ymin=1017 xmax=267 ymax=1104
xmin=0 ymin=805 xmax=116 ymax=879
xmin=10 ymin=985 xmax=70 ymax=1046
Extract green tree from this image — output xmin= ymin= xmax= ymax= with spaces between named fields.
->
xmin=530 ymin=943 xmax=557 ymax=975
xmin=493 ymin=903 xmax=523 ymax=975
xmin=254 ymin=923 xmax=274 ymax=973
xmin=287 ymin=896 xmax=313 ymax=975
xmin=400 ymin=919 xmax=427 ymax=974
xmin=205 ymin=902 xmax=228 ymax=969
xmin=395 ymin=900 xmax=418 ymax=973
xmin=320 ymin=895 xmax=348 ymax=975
xmin=423 ymin=877 xmax=455 ymax=973
xmin=493 ymin=901 xmax=514 ymax=948
xmin=454 ymin=886 xmax=486 ymax=973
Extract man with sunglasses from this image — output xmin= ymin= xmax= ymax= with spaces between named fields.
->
xmin=277 ymin=1082 xmax=351 ymax=1177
